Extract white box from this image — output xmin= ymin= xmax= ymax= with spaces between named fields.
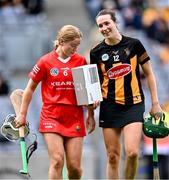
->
xmin=72 ymin=64 xmax=103 ymax=105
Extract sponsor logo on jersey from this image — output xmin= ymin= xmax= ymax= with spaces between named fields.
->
xmin=50 ymin=68 xmax=59 ymax=76
xmin=102 ymin=53 xmax=109 ymax=61
xmin=51 ymin=81 xmax=74 ymax=86
xmin=107 ymin=64 xmax=132 ymax=79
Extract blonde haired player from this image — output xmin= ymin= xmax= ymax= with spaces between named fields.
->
xmin=14 ymin=25 xmax=96 ymax=179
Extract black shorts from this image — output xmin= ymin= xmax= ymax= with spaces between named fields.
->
xmin=99 ymin=99 xmax=145 ymax=128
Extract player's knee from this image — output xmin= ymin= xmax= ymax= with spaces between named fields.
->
xmin=126 ymin=150 xmax=138 ymax=160
xmin=67 ymin=162 xmax=82 ymax=179
xmin=50 ymin=154 xmax=64 ymax=170
xmin=10 ymin=89 xmax=24 ymax=100
xmin=108 ymin=151 xmax=120 ymax=166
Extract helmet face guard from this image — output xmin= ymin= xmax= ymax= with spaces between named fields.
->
xmin=0 ymin=114 xmax=29 ymax=142
xmin=143 ymin=111 xmax=169 ymax=138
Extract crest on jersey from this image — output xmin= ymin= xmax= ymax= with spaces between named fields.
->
xmin=50 ymin=68 xmax=59 ymax=76
xmin=101 ymin=53 xmax=109 ymax=61
xmin=107 ymin=64 xmax=132 ymax=79
xmin=124 ymin=48 xmax=130 ymax=56
xmin=75 ymin=125 xmax=81 ymax=132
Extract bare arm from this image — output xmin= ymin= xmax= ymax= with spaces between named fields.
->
xmin=85 ymin=101 xmax=100 ymax=134
xmin=86 ymin=107 xmax=95 ymax=134
xmin=141 ymin=61 xmax=162 ymax=115
xmin=15 ymin=79 xmax=38 ymax=127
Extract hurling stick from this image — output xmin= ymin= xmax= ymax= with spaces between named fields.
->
xmin=10 ymin=89 xmax=28 ymax=175
xmin=153 ymin=138 xmax=160 ymax=180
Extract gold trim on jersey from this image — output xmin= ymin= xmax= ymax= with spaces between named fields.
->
xmin=100 ymin=63 xmax=109 ymax=98
xmin=130 ymin=55 xmax=142 ymax=104
xmin=139 ymin=52 xmax=149 ymax=63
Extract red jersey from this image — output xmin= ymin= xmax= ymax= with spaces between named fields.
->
xmin=29 ymin=49 xmax=86 ymax=105
xmin=29 ymin=50 xmax=87 ymax=137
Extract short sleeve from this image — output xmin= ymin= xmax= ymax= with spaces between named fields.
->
xmin=29 ymin=58 xmax=46 ymax=83
xmin=135 ymin=40 xmax=150 ymax=65
xmin=90 ymin=50 xmax=98 ymax=64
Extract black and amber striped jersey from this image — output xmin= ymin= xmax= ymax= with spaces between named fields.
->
xmin=90 ymin=35 xmax=150 ymax=105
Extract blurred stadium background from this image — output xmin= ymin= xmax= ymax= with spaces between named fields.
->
xmin=0 ymin=0 xmax=169 ymax=179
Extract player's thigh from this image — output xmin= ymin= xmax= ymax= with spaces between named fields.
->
xmin=102 ymin=128 xmax=122 ymax=153
xmin=43 ymin=133 xmax=65 ymax=158
xmin=65 ymin=137 xmax=83 ymax=166
xmin=123 ymin=122 xmax=142 ymax=153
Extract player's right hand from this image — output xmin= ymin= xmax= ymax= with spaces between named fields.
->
xmin=14 ymin=114 xmax=27 ymax=128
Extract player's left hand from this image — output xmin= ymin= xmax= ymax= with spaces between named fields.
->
xmin=150 ymin=102 xmax=163 ymax=120
xmin=87 ymin=100 xmax=100 ymax=110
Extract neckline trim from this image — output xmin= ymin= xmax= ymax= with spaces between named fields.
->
xmin=58 ymin=56 xmax=71 ymax=63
